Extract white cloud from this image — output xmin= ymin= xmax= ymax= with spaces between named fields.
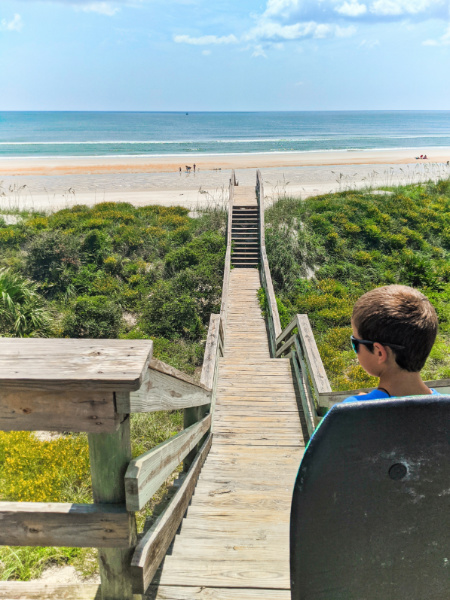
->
xmin=1 ymin=14 xmax=23 ymax=32
xmin=76 ymin=2 xmax=119 ymax=15
xmin=423 ymin=23 xmax=450 ymax=45
xmin=252 ymin=44 xmax=267 ymax=57
xmin=174 ymin=34 xmax=238 ymax=45
xmin=173 ymin=0 xmax=448 ymax=57
xmin=335 ymin=2 xmax=368 ymax=17
xmin=245 ymin=20 xmax=356 ymax=42
xmin=262 ymin=0 xmax=448 ymax=23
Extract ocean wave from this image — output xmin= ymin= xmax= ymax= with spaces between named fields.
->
xmin=2 ymin=146 xmax=450 ymax=160
xmin=1 ymin=134 xmax=450 ymax=146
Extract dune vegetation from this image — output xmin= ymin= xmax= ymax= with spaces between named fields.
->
xmin=0 ymin=202 xmax=225 ymax=580
xmin=264 ymin=180 xmax=450 ymax=391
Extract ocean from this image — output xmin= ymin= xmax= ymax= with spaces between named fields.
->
xmin=1 ymin=111 xmax=450 ymax=159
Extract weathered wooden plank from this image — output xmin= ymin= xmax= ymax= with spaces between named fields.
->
xmin=200 ymin=315 xmax=221 ymax=390
xmin=188 ymin=497 xmax=291 ymax=513
xmin=275 ymin=334 xmax=296 ymax=357
xmin=125 ymin=414 xmax=211 ymax=511
xmin=291 ymin=349 xmax=315 ymax=437
xmin=0 ymin=388 xmax=120 ymax=433
xmin=158 ymin=557 xmax=289 ymax=588
xmin=88 ymin=415 xmax=136 ymax=600
xmin=0 ymin=502 xmax=131 ymax=548
xmin=275 ymin=315 xmax=298 ymax=348
xmin=0 ymin=583 xmax=102 ymax=600
xmin=151 ymin=585 xmax=290 ymax=599
xmin=117 ymin=360 xmax=211 ymax=413
xmin=0 ymin=339 xmax=152 ymax=391
xmin=296 ymin=314 xmax=332 ymax=397
xmin=131 ymin=434 xmax=213 ymax=595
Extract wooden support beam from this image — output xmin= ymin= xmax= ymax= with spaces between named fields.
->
xmin=131 ymin=434 xmax=213 ymax=595
xmin=125 ymin=414 xmax=211 ymax=511
xmin=275 ymin=334 xmax=296 ymax=358
xmin=291 ymin=351 xmax=315 ymax=438
xmin=276 ymin=316 xmax=298 ymax=348
xmin=88 ymin=415 xmax=137 ymax=600
xmin=0 ymin=502 xmax=131 ymax=548
xmin=0 ymin=389 xmax=119 ymax=434
xmin=116 ymin=359 xmax=211 ymax=414
xmin=0 ymin=583 xmax=102 ymax=600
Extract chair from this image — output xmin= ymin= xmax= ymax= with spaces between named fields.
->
xmin=290 ymin=395 xmax=450 ymax=600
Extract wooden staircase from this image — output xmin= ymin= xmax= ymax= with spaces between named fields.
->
xmin=231 ymin=185 xmax=260 ymax=268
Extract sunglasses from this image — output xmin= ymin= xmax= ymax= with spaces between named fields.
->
xmin=350 ymin=335 xmax=406 ymax=354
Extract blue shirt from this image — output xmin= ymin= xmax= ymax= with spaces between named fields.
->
xmin=341 ymin=388 xmax=439 ymax=404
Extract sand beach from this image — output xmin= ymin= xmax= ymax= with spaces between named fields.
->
xmin=1 ymin=147 xmax=449 ymax=212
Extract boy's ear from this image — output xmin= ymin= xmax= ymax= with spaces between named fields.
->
xmin=373 ymin=342 xmax=389 ymax=363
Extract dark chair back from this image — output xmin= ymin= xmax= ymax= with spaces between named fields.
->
xmin=290 ymin=395 xmax=450 ymax=600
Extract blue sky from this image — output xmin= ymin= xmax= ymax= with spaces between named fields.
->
xmin=1 ymin=0 xmax=449 ymax=110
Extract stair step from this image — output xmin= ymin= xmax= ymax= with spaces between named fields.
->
xmin=232 ymin=263 xmax=259 ymax=268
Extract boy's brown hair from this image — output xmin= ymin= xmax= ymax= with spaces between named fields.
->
xmin=352 ymin=285 xmax=438 ymax=372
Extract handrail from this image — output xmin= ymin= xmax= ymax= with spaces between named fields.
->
xmin=275 ymin=314 xmax=332 ymax=436
xmin=219 ymin=171 xmax=234 ymax=332
xmin=256 ymin=169 xmax=282 ymax=356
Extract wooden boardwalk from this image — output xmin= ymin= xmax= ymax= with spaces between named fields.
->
xmin=152 ymin=268 xmax=305 ymax=599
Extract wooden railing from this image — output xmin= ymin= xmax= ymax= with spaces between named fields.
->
xmin=0 ymin=312 xmax=225 ymax=597
xmin=219 ymin=170 xmax=235 ymax=331
xmin=275 ymin=315 xmax=331 ymax=436
xmin=256 ymin=169 xmax=282 ymax=357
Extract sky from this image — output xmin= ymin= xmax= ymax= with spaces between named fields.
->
xmin=1 ymin=0 xmax=450 ymax=111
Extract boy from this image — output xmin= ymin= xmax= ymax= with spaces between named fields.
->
xmin=344 ymin=284 xmax=439 ymax=403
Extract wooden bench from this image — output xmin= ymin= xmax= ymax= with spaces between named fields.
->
xmin=290 ymin=395 xmax=450 ymax=599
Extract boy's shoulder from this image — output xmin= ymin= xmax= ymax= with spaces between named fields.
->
xmin=342 ymin=388 xmax=440 ymax=404
xmin=342 ymin=389 xmax=390 ymax=404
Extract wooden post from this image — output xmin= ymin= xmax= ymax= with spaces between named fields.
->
xmin=88 ymin=411 xmax=138 ymax=600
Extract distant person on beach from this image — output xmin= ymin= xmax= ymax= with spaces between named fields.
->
xmin=193 ymin=164 xmax=196 ymax=173
xmin=179 ymin=167 xmax=182 ymax=174
xmin=423 ymin=155 xmax=428 ymax=159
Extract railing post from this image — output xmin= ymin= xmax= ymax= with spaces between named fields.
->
xmin=88 ymin=411 xmax=138 ymax=600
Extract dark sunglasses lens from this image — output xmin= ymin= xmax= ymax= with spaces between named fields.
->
xmin=351 ymin=338 xmax=359 ymax=353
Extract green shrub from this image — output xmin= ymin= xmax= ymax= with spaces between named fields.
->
xmin=0 ymin=269 xmax=52 ymax=337
xmin=140 ymin=281 xmax=203 ymax=340
xmin=25 ymin=231 xmax=81 ymax=293
xmin=80 ymin=229 xmax=112 ymax=263
xmin=63 ymin=295 xmax=122 ymax=338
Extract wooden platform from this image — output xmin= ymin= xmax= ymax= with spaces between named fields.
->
xmin=232 ymin=186 xmax=257 ymax=207
xmin=152 ymin=269 xmax=305 ymax=599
